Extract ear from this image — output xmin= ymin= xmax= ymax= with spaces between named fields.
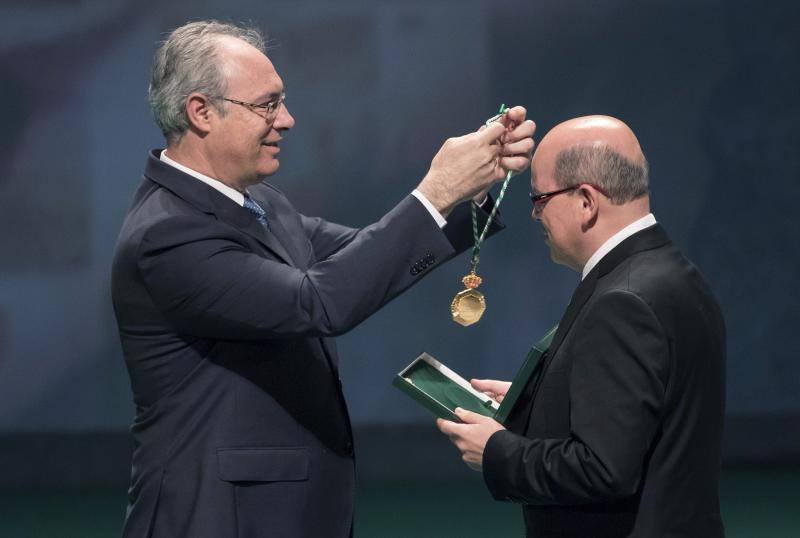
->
xmin=578 ymin=184 xmax=599 ymax=230
xmin=184 ymin=92 xmax=216 ymax=135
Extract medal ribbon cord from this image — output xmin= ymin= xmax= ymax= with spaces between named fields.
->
xmin=470 ymin=104 xmax=514 ymax=273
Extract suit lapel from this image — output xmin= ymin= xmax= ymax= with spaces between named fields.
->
xmin=218 ymin=202 xmax=297 ymax=265
xmin=526 ymin=224 xmax=672 ymax=413
xmin=540 ymin=271 xmax=599 ymax=372
xmin=517 ymin=273 xmax=598 ymax=420
xmin=144 ymin=151 xmax=295 ymax=266
xmin=251 ymin=193 xmax=308 ymax=270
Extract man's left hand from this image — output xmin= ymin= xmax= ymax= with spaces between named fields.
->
xmin=436 ymin=408 xmax=506 ymax=471
xmin=472 ymin=105 xmax=536 ymax=203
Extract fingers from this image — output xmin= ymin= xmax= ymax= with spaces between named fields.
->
xmin=501 ymin=137 xmax=535 ymax=156
xmin=499 ymin=154 xmax=531 ymax=174
xmin=437 ymin=418 xmax=460 ymax=436
xmin=454 ymin=407 xmax=490 ymax=424
xmin=503 ymin=105 xmax=527 ymax=127
xmin=437 ymin=418 xmax=470 ymax=451
xmin=470 ymin=379 xmax=512 ymax=402
xmin=503 ymin=119 xmax=536 ymax=144
xmin=477 ymin=121 xmax=506 ymax=145
xmin=470 ymin=379 xmax=494 ymax=395
xmin=471 ymin=378 xmax=506 ymax=393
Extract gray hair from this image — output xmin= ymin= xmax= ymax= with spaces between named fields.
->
xmin=553 ymin=144 xmax=649 ymax=204
xmin=149 ymin=20 xmax=267 ymax=144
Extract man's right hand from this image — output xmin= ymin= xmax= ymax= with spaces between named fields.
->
xmin=471 ymin=379 xmax=511 ymax=403
xmin=417 ymin=108 xmax=535 ymax=216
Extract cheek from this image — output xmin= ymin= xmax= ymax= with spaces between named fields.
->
xmin=546 ymin=216 xmax=568 ymax=242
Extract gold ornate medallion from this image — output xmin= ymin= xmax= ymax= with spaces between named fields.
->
xmin=450 ymin=103 xmax=514 ymax=327
xmin=451 ymin=272 xmax=486 ymax=327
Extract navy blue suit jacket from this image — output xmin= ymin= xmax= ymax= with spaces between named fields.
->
xmin=483 ymin=225 xmax=726 ymax=537
xmin=112 ymin=151 xmax=499 ymax=537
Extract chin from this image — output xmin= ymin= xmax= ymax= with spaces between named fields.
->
xmin=258 ymin=159 xmax=280 ymax=177
xmin=549 ymin=249 xmax=568 ymax=267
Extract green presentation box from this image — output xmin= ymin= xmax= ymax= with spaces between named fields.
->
xmin=393 ymin=325 xmax=558 ymax=425
xmin=392 ymin=353 xmax=500 ymax=422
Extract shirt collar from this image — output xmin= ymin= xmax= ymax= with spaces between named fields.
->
xmin=160 ymin=149 xmax=246 ymax=206
xmin=581 ymin=213 xmax=657 ymax=280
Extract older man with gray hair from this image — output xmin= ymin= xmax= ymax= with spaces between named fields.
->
xmin=438 ymin=116 xmax=726 ymax=537
xmin=111 ymin=20 xmax=535 ymax=538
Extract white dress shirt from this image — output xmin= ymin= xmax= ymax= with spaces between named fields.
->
xmin=159 ymin=150 xmax=448 ymax=227
xmin=581 ymin=213 xmax=657 ymax=280
xmin=160 ymin=150 xmax=245 ymax=206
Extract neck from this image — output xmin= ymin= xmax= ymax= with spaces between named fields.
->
xmin=165 ymin=137 xmax=246 ymax=193
xmin=576 ymin=197 xmax=650 ymax=268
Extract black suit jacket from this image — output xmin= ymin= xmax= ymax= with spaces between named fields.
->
xmin=112 ymin=151 xmax=499 ymax=537
xmin=483 ymin=224 xmax=726 ymax=537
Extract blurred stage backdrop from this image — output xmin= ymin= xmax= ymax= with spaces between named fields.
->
xmin=0 ymin=0 xmax=798 ymax=533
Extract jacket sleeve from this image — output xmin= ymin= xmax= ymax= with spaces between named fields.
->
xmin=137 ymin=195 xmax=497 ymax=341
xmin=299 ymin=192 xmax=502 ymax=262
xmin=483 ymin=289 xmax=669 ymax=505
xmin=299 ymin=214 xmax=359 ymax=262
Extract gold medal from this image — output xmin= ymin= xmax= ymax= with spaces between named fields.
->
xmin=450 ymin=103 xmax=514 ymax=327
xmin=451 ymin=272 xmax=486 ymax=326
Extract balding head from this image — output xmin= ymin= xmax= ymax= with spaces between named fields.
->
xmin=542 ymin=116 xmax=645 ymax=163
xmin=530 ymin=116 xmax=652 ymax=272
xmin=533 ymin=116 xmax=649 ymax=204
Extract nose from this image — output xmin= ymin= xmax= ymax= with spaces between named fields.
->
xmin=532 ymin=204 xmax=542 ymax=221
xmin=273 ymin=102 xmax=295 ymax=130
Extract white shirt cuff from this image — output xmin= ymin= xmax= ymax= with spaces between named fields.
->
xmin=411 ymin=189 xmax=447 ymax=228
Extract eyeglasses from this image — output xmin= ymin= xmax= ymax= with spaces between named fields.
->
xmin=530 ymin=183 xmax=607 ymax=217
xmin=222 ymin=92 xmax=286 ymax=120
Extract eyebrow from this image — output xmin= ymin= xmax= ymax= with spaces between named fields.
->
xmin=259 ymin=89 xmax=284 ymax=101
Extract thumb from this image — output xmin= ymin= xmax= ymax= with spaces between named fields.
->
xmin=454 ymin=407 xmax=489 ymax=424
xmin=471 ymin=379 xmax=503 ymax=394
xmin=477 ymin=121 xmax=505 ymax=145
xmin=470 ymin=378 xmax=493 ymax=391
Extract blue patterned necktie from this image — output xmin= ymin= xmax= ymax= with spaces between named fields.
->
xmin=243 ymin=195 xmax=269 ymax=228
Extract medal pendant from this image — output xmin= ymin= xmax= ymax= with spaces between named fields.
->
xmin=451 ymin=272 xmax=486 ymax=327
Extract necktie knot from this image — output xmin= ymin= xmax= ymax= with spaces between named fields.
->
xmin=243 ymin=195 xmax=269 ymax=227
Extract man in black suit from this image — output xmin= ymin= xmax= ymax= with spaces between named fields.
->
xmin=438 ymin=116 xmax=726 ymax=537
xmin=112 ymin=20 xmax=535 ymax=538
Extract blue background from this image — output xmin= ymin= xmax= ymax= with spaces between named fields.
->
xmin=0 ymin=0 xmax=798 ymax=474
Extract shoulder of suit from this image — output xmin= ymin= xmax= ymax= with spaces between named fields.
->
xmin=597 ymin=244 xmax=688 ymax=303
xmin=254 ymin=182 xmax=288 ymax=200
xmin=253 ymin=182 xmax=307 ymax=219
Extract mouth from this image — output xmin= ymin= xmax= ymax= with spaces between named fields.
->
xmin=260 ymin=141 xmax=281 ymax=155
